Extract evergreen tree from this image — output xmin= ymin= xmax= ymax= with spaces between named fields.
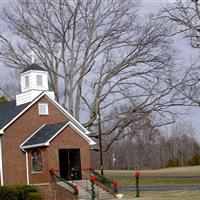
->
xmin=0 ymin=96 xmax=7 ymax=104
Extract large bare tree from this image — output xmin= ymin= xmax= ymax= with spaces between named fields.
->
xmin=0 ymin=0 xmax=182 ymax=149
xmin=161 ymin=0 xmax=200 ymax=107
xmin=162 ymin=0 xmax=200 ymax=48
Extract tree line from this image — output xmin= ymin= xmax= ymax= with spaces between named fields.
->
xmin=91 ymin=122 xmax=200 ymax=169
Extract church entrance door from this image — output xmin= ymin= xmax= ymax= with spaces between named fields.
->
xmin=59 ymin=149 xmax=82 ymax=180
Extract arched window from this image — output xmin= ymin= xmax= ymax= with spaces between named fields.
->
xmin=31 ymin=150 xmax=43 ymax=172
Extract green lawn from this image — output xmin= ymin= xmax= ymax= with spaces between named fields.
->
xmin=103 ymin=166 xmax=200 ymax=187
xmin=101 ymin=166 xmax=200 ymax=199
xmin=104 ymin=166 xmax=200 ymax=176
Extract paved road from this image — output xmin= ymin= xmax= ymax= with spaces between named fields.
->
xmin=108 ymin=175 xmax=200 ymax=192
xmin=119 ymin=184 xmax=200 ymax=192
xmin=108 ymin=175 xmax=200 ymax=179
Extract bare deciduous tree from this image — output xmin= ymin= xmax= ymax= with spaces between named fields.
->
xmin=161 ymin=0 xmax=200 ymax=107
xmin=94 ymin=122 xmax=198 ymax=169
xmin=0 ymin=0 xmax=182 ymax=149
xmin=162 ymin=0 xmax=200 ymax=48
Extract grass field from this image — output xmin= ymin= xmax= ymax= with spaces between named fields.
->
xmin=102 ymin=166 xmax=200 ymax=199
xmin=104 ymin=166 xmax=200 ymax=176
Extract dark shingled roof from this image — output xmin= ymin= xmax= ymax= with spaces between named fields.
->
xmin=22 ymin=121 xmax=68 ymax=148
xmin=21 ymin=63 xmax=46 ymax=74
xmin=0 ymin=100 xmax=31 ymax=130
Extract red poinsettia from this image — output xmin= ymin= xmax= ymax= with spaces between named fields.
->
xmin=135 ymin=171 xmax=141 ymax=177
xmin=89 ymin=164 xmax=94 ymax=171
xmin=114 ymin=180 xmax=119 ymax=189
xmin=90 ymin=175 xmax=97 ymax=182
xmin=73 ymin=183 xmax=78 ymax=191
xmin=49 ymin=169 xmax=55 ymax=173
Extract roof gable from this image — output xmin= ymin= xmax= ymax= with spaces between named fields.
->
xmin=21 ymin=121 xmax=68 ymax=149
xmin=0 ymin=92 xmax=91 ymax=137
xmin=21 ymin=121 xmax=95 ymax=149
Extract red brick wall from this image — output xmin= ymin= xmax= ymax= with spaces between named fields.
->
xmin=28 ymin=147 xmax=49 ymax=184
xmin=36 ymin=183 xmax=77 ymax=200
xmin=34 ymin=184 xmax=54 ymax=200
xmin=47 ymin=126 xmax=90 ymax=176
xmin=28 ymin=126 xmax=90 ymax=184
xmin=2 ymin=96 xmax=90 ymax=185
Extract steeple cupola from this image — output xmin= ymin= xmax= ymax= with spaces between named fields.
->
xmin=16 ymin=63 xmax=55 ymax=106
xmin=20 ymin=64 xmax=48 ymax=93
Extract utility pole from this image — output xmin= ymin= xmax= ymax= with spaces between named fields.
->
xmin=97 ymin=113 xmax=104 ymax=176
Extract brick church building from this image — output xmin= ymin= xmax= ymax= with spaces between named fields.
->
xmin=0 ymin=63 xmax=95 ymax=188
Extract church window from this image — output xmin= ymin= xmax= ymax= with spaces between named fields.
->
xmin=31 ymin=150 xmax=43 ymax=172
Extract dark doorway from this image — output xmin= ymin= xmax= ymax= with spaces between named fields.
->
xmin=59 ymin=149 xmax=82 ymax=180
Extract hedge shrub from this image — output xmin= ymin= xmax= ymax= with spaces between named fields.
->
xmin=189 ymin=154 xmax=200 ymax=166
xmin=0 ymin=186 xmax=17 ymax=200
xmin=0 ymin=185 xmax=40 ymax=200
xmin=14 ymin=185 xmax=37 ymax=200
xmin=166 ymin=158 xmax=180 ymax=167
xmin=24 ymin=192 xmax=42 ymax=200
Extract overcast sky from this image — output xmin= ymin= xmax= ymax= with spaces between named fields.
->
xmin=0 ymin=0 xmax=200 ymax=138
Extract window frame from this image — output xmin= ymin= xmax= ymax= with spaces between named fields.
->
xmin=36 ymin=75 xmax=43 ymax=87
xmin=38 ymin=103 xmax=49 ymax=115
xmin=24 ymin=75 xmax=30 ymax=89
xmin=31 ymin=150 xmax=43 ymax=173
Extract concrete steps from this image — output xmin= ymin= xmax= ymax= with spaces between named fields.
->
xmin=57 ymin=180 xmax=116 ymax=200
xmin=56 ymin=181 xmax=74 ymax=193
xmin=74 ymin=180 xmax=115 ymax=200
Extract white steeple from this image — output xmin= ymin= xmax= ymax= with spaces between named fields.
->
xmin=16 ymin=63 xmax=55 ymax=106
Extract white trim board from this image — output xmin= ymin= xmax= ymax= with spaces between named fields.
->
xmin=20 ymin=70 xmax=48 ymax=76
xmin=0 ymin=137 xmax=3 ymax=185
xmin=20 ymin=124 xmax=46 ymax=149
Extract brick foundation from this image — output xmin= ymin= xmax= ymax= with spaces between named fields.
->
xmin=35 ymin=182 xmax=77 ymax=200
